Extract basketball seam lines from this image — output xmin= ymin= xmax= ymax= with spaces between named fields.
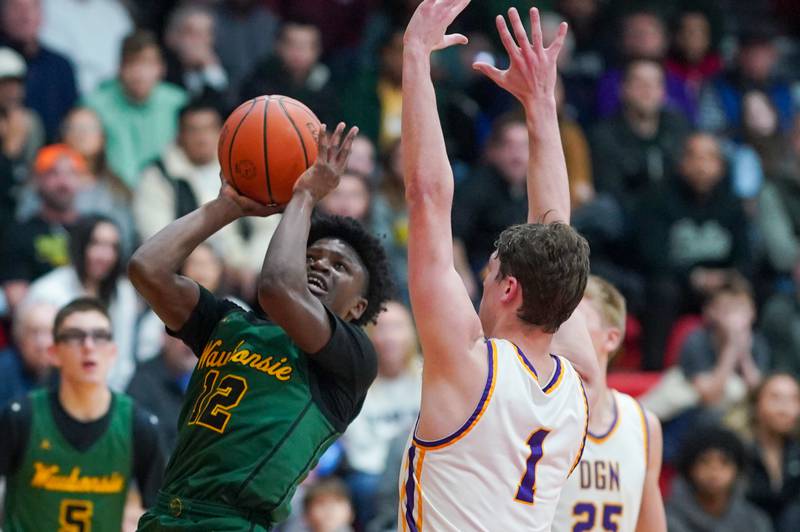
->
xmin=263 ymin=96 xmax=274 ymax=205
xmin=227 ymin=99 xmax=258 ymax=194
xmin=282 ymin=100 xmax=318 ymax=124
xmin=277 ymin=97 xmax=310 ymax=170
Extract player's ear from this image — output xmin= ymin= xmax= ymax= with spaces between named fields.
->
xmin=500 ymin=276 xmax=519 ymax=303
xmin=604 ymin=327 xmax=623 ymax=354
xmin=108 ymin=342 xmax=118 ymax=361
xmin=345 ymin=296 xmax=368 ymax=322
xmin=47 ymin=343 xmax=62 ymax=368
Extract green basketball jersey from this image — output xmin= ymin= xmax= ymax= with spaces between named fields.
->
xmin=160 ymin=310 xmax=341 ymax=524
xmin=4 ymin=389 xmax=133 ymax=532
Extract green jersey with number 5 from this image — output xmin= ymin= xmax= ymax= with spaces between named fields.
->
xmin=3 ymin=389 xmax=133 ymax=532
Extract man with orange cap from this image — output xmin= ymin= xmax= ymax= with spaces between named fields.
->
xmin=0 ymin=144 xmax=86 ymax=310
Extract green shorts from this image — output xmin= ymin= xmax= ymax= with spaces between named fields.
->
xmin=137 ymin=492 xmax=272 ymax=532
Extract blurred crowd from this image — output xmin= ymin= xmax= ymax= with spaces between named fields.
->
xmin=3 ymin=0 xmax=800 ymax=530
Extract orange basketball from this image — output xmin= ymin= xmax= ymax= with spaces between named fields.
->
xmin=218 ymin=95 xmax=321 ymax=205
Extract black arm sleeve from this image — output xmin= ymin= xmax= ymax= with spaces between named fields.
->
xmin=167 ymin=284 xmax=243 ymax=356
xmin=307 ymin=308 xmax=378 ymax=432
xmin=131 ymin=405 xmax=166 ymax=508
xmin=0 ymin=397 xmax=32 ymax=476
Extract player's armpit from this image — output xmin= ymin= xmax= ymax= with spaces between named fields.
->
xmin=635 ymin=410 xmax=666 ymax=532
xmin=415 ymin=336 xmax=489 ymax=442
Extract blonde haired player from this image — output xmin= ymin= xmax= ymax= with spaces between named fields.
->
xmin=400 ymin=2 xmax=601 ymax=530
xmin=552 ymin=276 xmax=666 ymax=532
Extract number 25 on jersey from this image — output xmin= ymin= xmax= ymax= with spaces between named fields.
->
xmin=573 ymin=502 xmax=623 ymax=531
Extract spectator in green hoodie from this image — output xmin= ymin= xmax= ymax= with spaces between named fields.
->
xmin=83 ymin=30 xmax=186 ymax=188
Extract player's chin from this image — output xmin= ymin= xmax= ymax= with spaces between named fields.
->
xmin=74 ymin=367 xmax=107 ymax=384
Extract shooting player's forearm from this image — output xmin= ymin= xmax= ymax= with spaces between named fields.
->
xmin=258 ymin=190 xmax=315 ymax=299
xmin=129 ymin=198 xmax=240 ymax=287
xmin=523 ymin=97 xmax=571 ymax=225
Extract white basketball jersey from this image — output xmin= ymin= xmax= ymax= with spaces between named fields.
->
xmin=552 ymin=391 xmax=649 ymax=532
xmin=398 ymin=338 xmax=589 ymax=531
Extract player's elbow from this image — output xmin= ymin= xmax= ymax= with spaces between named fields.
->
xmin=257 ymin=270 xmax=283 ymax=300
xmin=405 ymin=174 xmax=451 ymax=207
xmin=127 ymin=252 xmax=171 ymax=294
xmin=127 ymin=251 xmax=154 ymax=288
xmin=257 ymin=269 xmax=303 ymax=308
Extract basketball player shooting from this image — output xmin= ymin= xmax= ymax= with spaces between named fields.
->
xmin=401 ymin=2 xmax=601 ymax=529
xmin=129 ymin=123 xmax=394 ymax=531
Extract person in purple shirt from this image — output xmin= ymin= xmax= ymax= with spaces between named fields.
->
xmin=595 ymin=9 xmax=694 ymax=123
xmin=0 ymin=0 xmax=78 ymax=141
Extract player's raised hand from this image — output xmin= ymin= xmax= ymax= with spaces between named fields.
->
xmin=473 ymin=7 xmax=567 ymax=106
xmin=294 ymin=122 xmax=359 ymax=203
xmin=404 ymin=0 xmax=470 ymax=53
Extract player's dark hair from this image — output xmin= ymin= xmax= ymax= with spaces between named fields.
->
xmin=677 ymin=425 xmax=745 ymax=485
xmin=53 ymin=298 xmax=111 ymax=337
xmin=302 ymin=477 xmax=352 ymax=513
xmin=178 ymin=97 xmax=223 ymax=127
xmin=120 ymin=30 xmax=161 ymax=64
xmin=69 ymin=214 xmax=123 ymax=306
xmin=308 ymin=214 xmax=394 ymax=326
xmin=494 ymin=223 xmax=589 ymax=333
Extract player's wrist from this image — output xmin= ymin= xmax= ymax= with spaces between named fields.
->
xmin=291 ymin=186 xmax=319 ymax=205
xmin=403 ymin=41 xmax=433 ymax=59
xmin=522 ymin=93 xmax=557 ymax=115
xmin=210 ymin=195 xmax=245 ymax=222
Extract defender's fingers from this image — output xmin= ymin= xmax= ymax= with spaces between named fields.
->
xmin=496 ymin=15 xmax=520 ymax=59
xmin=529 ymin=7 xmax=543 ymax=51
xmin=508 ymin=8 xmax=534 ymax=62
xmin=443 ymin=33 xmax=469 ymax=48
xmin=472 ymin=62 xmax=504 ymax=84
xmin=548 ymin=21 xmax=569 ymax=56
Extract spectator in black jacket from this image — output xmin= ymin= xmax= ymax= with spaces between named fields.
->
xmin=239 ymin=20 xmax=339 ymax=126
xmin=164 ymin=5 xmax=229 ymax=110
xmin=746 ymin=373 xmax=800 ymax=532
xmin=591 ymin=58 xmax=690 ymax=219
xmin=452 ymin=113 xmax=528 ymax=300
xmin=0 ymin=144 xmax=84 ymax=310
xmin=637 ymin=132 xmax=751 ymax=369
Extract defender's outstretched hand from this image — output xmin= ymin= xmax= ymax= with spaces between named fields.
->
xmin=473 ymin=7 xmax=567 ymax=106
xmin=404 ymin=0 xmax=470 ymax=52
xmin=294 ymin=122 xmax=358 ymax=203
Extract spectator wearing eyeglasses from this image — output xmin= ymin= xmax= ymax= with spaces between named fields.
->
xmin=0 ymin=297 xmax=164 ymax=531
